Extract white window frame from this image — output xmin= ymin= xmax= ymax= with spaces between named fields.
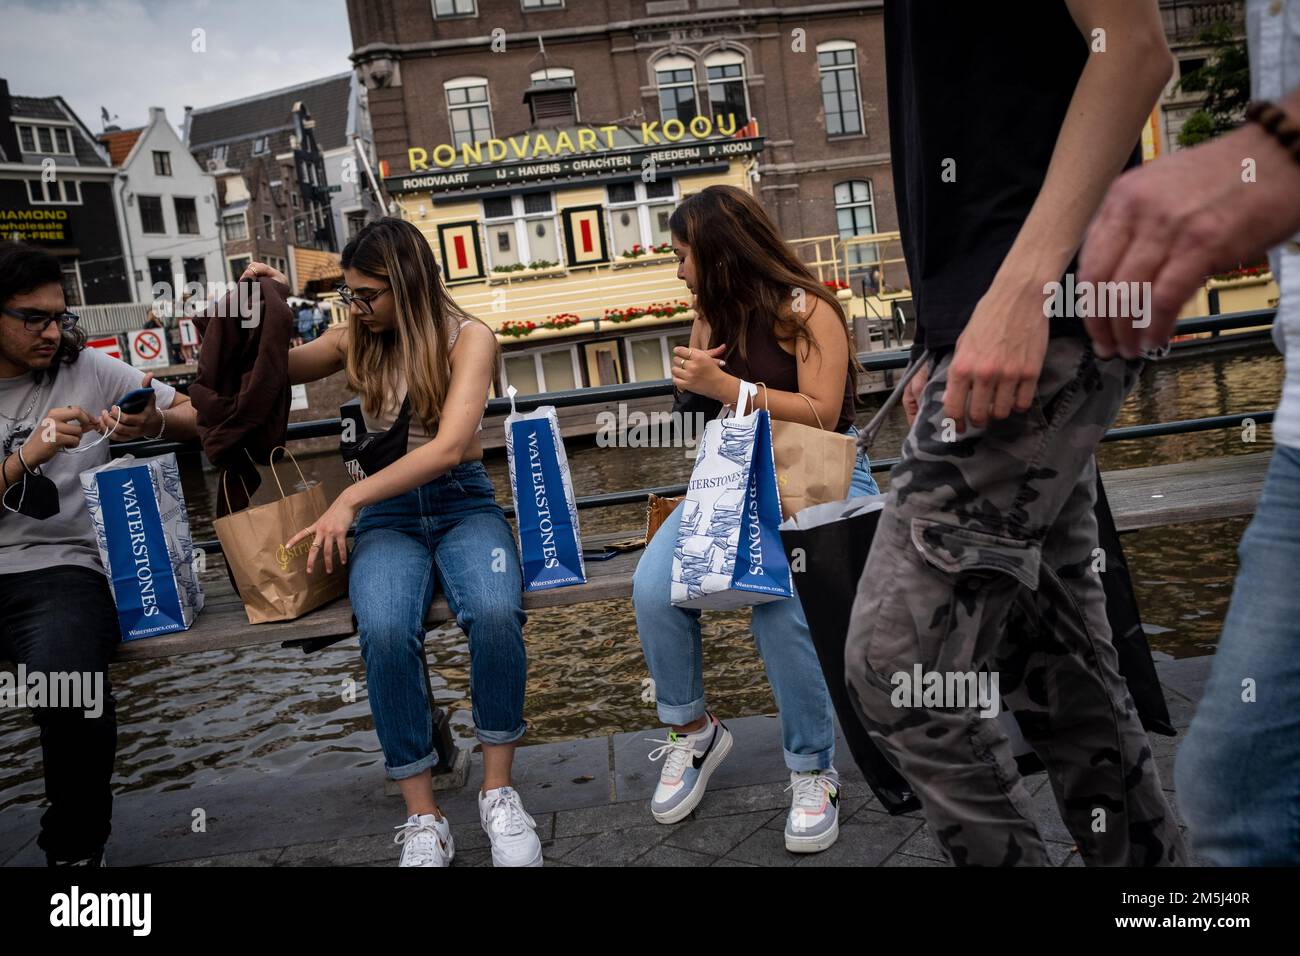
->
xmin=210 ymin=144 xmax=229 ymax=166
xmin=500 ymin=344 xmax=582 ymax=394
xmin=834 ymin=179 xmax=878 ymax=266
xmin=61 ymin=259 xmax=84 ymax=308
xmin=623 ymin=329 xmax=692 ymax=383
xmin=704 ymin=50 xmax=751 ymax=128
xmin=817 ymin=40 xmax=865 ymax=139
xmin=606 ymin=178 xmax=679 ymax=252
xmin=16 ymin=123 xmax=75 ymax=156
xmin=153 ymin=150 xmax=173 ymax=176
xmin=834 ymin=179 xmax=876 ymax=235
xmin=173 ymin=195 xmax=199 ymax=234
xmin=521 ymin=0 xmax=564 ymax=9
xmin=222 ymin=211 xmax=249 ymax=241
xmin=482 ymin=191 xmax=559 ymax=268
xmin=226 ymin=255 xmax=252 ymax=282
xmin=253 ymin=136 xmax=270 ymax=155
xmin=138 ymin=194 xmax=167 ymax=234
xmin=445 ymin=76 xmax=494 ymax=149
xmin=346 ymin=211 xmax=367 ymax=240
xmin=433 ymin=0 xmax=477 ymax=16
xmin=655 ymin=55 xmax=699 ymax=125
xmin=25 ymin=178 xmax=82 ymax=205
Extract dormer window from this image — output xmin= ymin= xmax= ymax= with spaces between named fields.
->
xmin=524 ymin=67 xmax=577 ymax=127
xmin=16 ymin=123 xmax=73 ymax=155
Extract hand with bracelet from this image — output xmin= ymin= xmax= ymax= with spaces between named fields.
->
xmin=94 ymin=371 xmax=168 ymax=442
xmin=1080 ymin=91 xmax=1300 ymax=359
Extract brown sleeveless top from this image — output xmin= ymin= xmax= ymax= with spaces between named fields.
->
xmin=721 ymin=327 xmax=856 ymax=432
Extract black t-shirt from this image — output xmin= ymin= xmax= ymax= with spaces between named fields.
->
xmin=884 ymin=0 xmax=1141 ymax=351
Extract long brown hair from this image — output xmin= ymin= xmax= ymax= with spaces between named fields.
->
xmin=668 ymin=184 xmax=857 ymax=393
xmin=340 ymin=217 xmax=490 ymax=431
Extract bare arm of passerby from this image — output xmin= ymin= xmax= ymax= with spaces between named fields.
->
xmin=942 ymin=0 xmax=1173 ymax=433
xmin=1080 ymin=85 xmax=1300 ymax=358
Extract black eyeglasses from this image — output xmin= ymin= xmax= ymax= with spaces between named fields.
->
xmin=334 ymin=284 xmax=390 ymax=315
xmin=1 ymin=307 xmax=80 ymax=333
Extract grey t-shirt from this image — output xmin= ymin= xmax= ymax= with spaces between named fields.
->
xmin=0 ymin=348 xmax=177 ymax=576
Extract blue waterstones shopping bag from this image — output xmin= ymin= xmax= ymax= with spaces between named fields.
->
xmin=504 ymin=387 xmax=586 ymax=591
xmin=671 ymin=381 xmax=793 ymax=610
xmin=80 ymin=453 xmax=204 ymax=641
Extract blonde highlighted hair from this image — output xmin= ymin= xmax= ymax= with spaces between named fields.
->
xmin=339 ymin=217 xmax=491 ymax=431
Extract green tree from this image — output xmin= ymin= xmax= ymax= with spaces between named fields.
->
xmin=1176 ymin=23 xmax=1251 ymax=148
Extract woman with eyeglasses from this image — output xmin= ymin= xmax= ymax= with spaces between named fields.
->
xmin=240 ymin=217 xmax=539 ymax=868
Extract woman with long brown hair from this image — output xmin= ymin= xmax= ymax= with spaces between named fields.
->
xmin=244 ymin=217 xmax=540 ymax=867
xmin=631 ymin=184 xmax=878 ymax=854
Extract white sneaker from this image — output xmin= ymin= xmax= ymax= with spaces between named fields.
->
xmin=784 ymin=769 xmax=841 ymax=853
xmin=647 ymin=712 xmax=733 ymax=824
xmin=394 ymin=812 xmax=454 ymax=867
xmin=479 ymin=786 xmax=543 ymax=867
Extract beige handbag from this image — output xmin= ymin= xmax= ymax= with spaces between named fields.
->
xmin=646 ymin=386 xmax=857 ymax=535
xmin=213 ymin=447 xmax=348 ymax=624
xmin=764 ymin=386 xmax=856 ymax=520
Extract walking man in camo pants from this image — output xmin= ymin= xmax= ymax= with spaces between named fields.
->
xmin=844 ymin=1 xmax=1188 ymax=865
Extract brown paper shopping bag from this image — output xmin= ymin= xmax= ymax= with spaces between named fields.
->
xmin=767 ymin=389 xmax=856 ymax=520
xmin=213 ymin=447 xmax=348 ymax=624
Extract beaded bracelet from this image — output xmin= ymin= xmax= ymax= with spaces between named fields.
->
xmin=1245 ymin=100 xmax=1300 ymax=165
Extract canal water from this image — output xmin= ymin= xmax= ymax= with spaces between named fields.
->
xmin=0 ymin=344 xmax=1282 ymax=813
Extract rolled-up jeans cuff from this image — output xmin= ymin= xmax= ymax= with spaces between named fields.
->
xmin=657 ymin=696 xmax=707 ymax=727
xmin=477 ymin=721 xmax=527 ymax=746
xmin=386 ymin=750 xmax=439 ymax=781
xmin=784 ymin=747 xmax=834 ymax=773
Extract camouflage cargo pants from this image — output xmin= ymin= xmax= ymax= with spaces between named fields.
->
xmin=845 ymin=337 xmax=1187 ymax=866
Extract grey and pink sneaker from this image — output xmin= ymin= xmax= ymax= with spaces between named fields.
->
xmin=646 ymin=712 xmax=733 ymax=824
xmin=784 ymin=769 xmax=841 ymax=853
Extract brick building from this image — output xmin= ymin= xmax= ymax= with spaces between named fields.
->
xmin=184 ymin=77 xmax=346 ymax=291
xmin=348 ymin=0 xmax=895 ymax=274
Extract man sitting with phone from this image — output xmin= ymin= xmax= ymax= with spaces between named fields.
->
xmin=0 ymin=243 xmax=198 ymax=866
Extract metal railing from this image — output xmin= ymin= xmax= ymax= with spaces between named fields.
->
xmin=112 ymin=307 xmax=1276 ymax=555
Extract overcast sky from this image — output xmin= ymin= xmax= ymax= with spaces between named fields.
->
xmin=0 ymin=0 xmax=354 ymax=137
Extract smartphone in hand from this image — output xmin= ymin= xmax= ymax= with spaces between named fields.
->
xmin=114 ymin=387 xmax=155 ymax=415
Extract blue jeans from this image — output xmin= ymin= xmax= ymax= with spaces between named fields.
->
xmin=632 ymin=428 xmax=879 ymax=772
xmin=350 ymin=461 xmax=528 ymax=779
xmin=1176 ymin=445 xmax=1300 ymax=864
